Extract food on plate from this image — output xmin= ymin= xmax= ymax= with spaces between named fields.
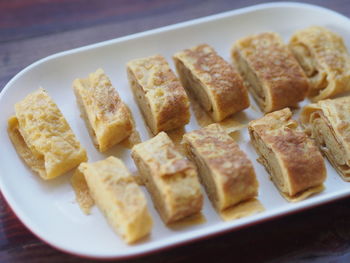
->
xmin=73 ymin=69 xmax=134 ymax=152
xmin=182 ymin=123 xmax=258 ymax=211
xmin=289 ymin=26 xmax=350 ymax=101
xmin=127 ymin=55 xmax=190 ymax=134
xmin=131 ymin=132 xmax=203 ymax=224
xmin=173 ymin=44 xmax=249 ymax=122
xmin=77 ymin=156 xmax=153 ymax=243
xmin=8 ymin=88 xmax=87 ymax=179
xmin=232 ymin=32 xmax=309 ymax=112
xmin=248 ymin=108 xmax=326 ymax=201
xmin=71 ymin=169 xmax=95 ymax=214
xmin=301 ymin=96 xmax=350 ymax=180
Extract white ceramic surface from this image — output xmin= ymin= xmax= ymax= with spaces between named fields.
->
xmin=1 ymin=2 xmax=350 ymax=260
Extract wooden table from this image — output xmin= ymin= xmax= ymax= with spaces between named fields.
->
xmin=2 ymin=0 xmax=350 ymax=262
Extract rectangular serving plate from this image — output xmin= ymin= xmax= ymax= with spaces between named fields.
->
xmin=1 ymin=2 xmax=350 ymax=260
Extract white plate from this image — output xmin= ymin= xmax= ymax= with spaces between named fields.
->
xmin=1 ymin=2 xmax=350 ymax=260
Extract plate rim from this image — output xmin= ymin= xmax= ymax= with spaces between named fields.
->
xmin=1 ymin=1 xmax=350 ymax=260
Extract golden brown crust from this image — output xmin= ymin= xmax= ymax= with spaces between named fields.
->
xmin=182 ymin=124 xmax=258 ymax=211
xmin=73 ymin=69 xmax=134 ymax=152
xmin=8 ymin=89 xmax=87 ymax=179
xmin=289 ymin=26 xmax=350 ymax=101
xmin=232 ymin=32 xmax=309 ymax=112
xmin=301 ymin=97 xmax=350 ymax=180
xmin=8 ymin=116 xmax=46 ymax=177
xmin=173 ymin=44 xmax=249 ymax=121
xmin=249 ymin=108 xmax=326 ymax=200
xmin=79 ymin=157 xmax=153 ymax=244
xmin=184 ymin=124 xmax=253 ymax=182
xmin=127 ymin=55 xmax=190 ymax=134
xmin=131 ymin=132 xmax=203 ymax=223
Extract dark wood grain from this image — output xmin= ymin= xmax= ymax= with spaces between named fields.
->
xmin=2 ymin=0 xmax=350 ymax=262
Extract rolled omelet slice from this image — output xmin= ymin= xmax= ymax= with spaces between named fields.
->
xmin=289 ymin=26 xmax=350 ymax=101
xmin=127 ymin=55 xmax=190 ymax=134
xmin=8 ymin=88 xmax=87 ymax=179
xmin=248 ymin=108 xmax=326 ymax=202
xmin=73 ymin=69 xmax=134 ymax=152
xmin=182 ymin=123 xmax=258 ymax=211
xmin=232 ymin=32 xmax=309 ymax=113
xmin=131 ymin=132 xmax=203 ymax=224
xmin=173 ymin=44 xmax=249 ymax=122
xmin=300 ymin=96 xmax=350 ymax=180
xmin=77 ymin=156 xmax=153 ymax=244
